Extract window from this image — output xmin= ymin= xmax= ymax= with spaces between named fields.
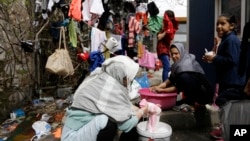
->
xmin=173 ymin=17 xmax=187 ymax=46
xmin=174 ymin=23 xmax=187 ymax=43
xmin=221 ymin=0 xmax=241 ymax=34
xmin=246 ymin=0 xmax=250 ymax=22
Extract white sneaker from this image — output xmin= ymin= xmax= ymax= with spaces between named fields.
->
xmin=205 ymin=104 xmax=219 ymax=112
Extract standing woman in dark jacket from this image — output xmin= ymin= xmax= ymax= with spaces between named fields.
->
xmin=202 ymin=13 xmax=246 ymax=107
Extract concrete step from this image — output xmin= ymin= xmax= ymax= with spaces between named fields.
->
xmin=160 ymin=110 xmax=196 ymax=130
xmin=160 ymin=108 xmax=215 ymax=130
xmin=137 ymin=109 xmax=215 ymax=141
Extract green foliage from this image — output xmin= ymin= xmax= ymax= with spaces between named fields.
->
xmin=25 ymin=0 xmax=31 ymax=7
xmin=16 ymin=69 xmax=28 ymax=75
xmin=0 ymin=0 xmax=14 ymax=5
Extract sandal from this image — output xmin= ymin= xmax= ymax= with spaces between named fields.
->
xmin=172 ymin=104 xmax=195 ymax=113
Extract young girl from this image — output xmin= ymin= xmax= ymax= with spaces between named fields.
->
xmin=202 ymin=13 xmax=248 ymax=140
xmin=157 ymin=10 xmax=179 ymax=81
xmin=203 ymin=13 xmax=246 ymax=107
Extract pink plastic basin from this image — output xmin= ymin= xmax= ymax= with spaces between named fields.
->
xmin=138 ymin=88 xmax=178 ymax=110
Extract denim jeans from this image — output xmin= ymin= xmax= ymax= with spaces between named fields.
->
xmin=158 ymin=54 xmax=170 ymax=81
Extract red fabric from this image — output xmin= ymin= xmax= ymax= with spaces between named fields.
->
xmin=163 ymin=14 xmax=174 ymax=40
xmin=68 ymin=0 xmax=82 ymax=21
xmin=210 ymin=128 xmax=223 ymax=139
xmin=157 ymin=14 xmax=178 ymax=56
xmin=135 ymin=12 xmax=148 ymax=25
xmin=156 ymin=30 xmax=171 ymax=56
xmin=114 ymin=23 xmax=123 ymax=35
xmin=128 ymin=17 xmax=141 ymax=48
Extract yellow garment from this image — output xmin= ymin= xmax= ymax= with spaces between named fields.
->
xmin=104 ymin=31 xmax=111 ymax=59
xmin=137 ymin=41 xmax=143 ymax=58
xmin=69 ymin=20 xmax=77 ymax=48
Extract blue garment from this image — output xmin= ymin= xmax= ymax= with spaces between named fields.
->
xmin=158 ymin=54 xmax=170 ymax=81
xmin=213 ymin=32 xmax=245 ymax=87
xmin=89 ymin=51 xmax=105 ymax=72
xmin=62 ymin=109 xmax=108 ymax=141
xmin=63 ymin=108 xmax=95 ymax=131
xmin=62 ymin=108 xmax=138 ymax=141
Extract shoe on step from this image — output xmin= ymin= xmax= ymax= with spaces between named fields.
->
xmin=210 ymin=128 xmax=222 ymax=139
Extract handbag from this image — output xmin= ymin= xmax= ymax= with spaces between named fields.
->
xmin=45 ymin=27 xmax=74 ymax=76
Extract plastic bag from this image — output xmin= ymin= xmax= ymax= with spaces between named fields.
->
xmin=135 ymin=73 xmax=150 ymax=88
xmin=31 ymin=121 xmax=51 ymax=140
xmin=129 ymin=80 xmax=142 ymax=100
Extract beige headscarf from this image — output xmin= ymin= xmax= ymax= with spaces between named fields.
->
xmin=72 ymin=55 xmax=139 ymax=122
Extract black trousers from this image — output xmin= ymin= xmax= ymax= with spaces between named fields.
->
xmin=215 ymin=86 xmax=246 ymax=107
xmin=97 ymin=119 xmax=117 ymax=141
xmin=97 ymin=119 xmax=139 ymax=141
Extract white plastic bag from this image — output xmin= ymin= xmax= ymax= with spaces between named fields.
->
xmin=31 ymin=120 xmax=51 ymax=140
xmin=129 ymin=80 xmax=142 ymax=100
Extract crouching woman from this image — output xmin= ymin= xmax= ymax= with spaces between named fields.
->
xmin=61 ymin=55 xmax=148 ymax=141
xmin=151 ymin=43 xmax=214 ymax=108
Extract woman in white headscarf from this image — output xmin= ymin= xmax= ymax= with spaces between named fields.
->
xmin=151 ymin=43 xmax=214 ymax=108
xmin=61 ymin=55 xmax=148 ymax=141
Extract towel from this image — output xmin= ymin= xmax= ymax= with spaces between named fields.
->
xmin=139 ymin=99 xmax=161 ymax=132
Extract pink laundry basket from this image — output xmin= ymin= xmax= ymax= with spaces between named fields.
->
xmin=138 ymin=88 xmax=177 ymax=110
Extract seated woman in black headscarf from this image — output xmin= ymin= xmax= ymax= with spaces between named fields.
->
xmin=150 ymin=43 xmax=214 ymax=111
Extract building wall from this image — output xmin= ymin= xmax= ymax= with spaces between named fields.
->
xmin=189 ymin=0 xmax=216 ymax=87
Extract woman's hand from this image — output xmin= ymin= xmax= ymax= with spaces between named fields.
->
xmin=150 ymin=86 xmax=162 ymax=93
xmin=154 ymin=87 xmax=163 ymax=93
xmin=136 ymin=105 xmax=148 ymax=118
xmin=149 ymin=86 xmax=156 ymax=92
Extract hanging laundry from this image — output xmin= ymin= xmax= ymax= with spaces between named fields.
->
xmin=128 ymin=16 xmax=141 ymax=48
xmin=138 ymin=46 xmax=157 ymax=69
xmin=110 ymin=34 xmax=122 ymax=52
xmin=68 ymin=0 xmax=82 ymax=21
xmin=89 ymin=51 xmax=105 ymax=72
xmin=148 ymin=16 xmax=163 ymax=34
xmin=135 ymin=2 xmax=148 ymax=25
xmin=90 ymin=27 xmax=107 ymax=52
xmin=82 ymin=0 xmax=105 ymax=23
xmin=68 ymin=20 xmax=78 ymax=48
xmin=48 ymin=0 xmax=60 ymax=11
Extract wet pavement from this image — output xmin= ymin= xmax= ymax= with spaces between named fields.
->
xmin=171 ymin=129 xmax=213 ymax=141
xmin=1 ymin=68 xmax=218 ymax=141
xmin=161 ymin=110 xmax=214 ymax=141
